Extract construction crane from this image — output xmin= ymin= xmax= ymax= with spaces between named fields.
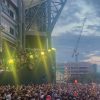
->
xmin=72 ymin=16 xmax=87 ymax=63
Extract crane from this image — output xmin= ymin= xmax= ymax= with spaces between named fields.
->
xmin=72 ymin=16 xmax=87 ymax=63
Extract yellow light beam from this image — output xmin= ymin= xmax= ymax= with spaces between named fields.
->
xmin=36 ymin=31 xmax=50 ymax=78
xmin=4 ymin=42 xmax=19 ymax=84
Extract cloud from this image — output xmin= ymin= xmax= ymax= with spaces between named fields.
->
xmin=85 ymin=54 xmax=96 ymax=58
xmin=83 ymin=56 xmax=100 ymax=65
xmin=85 ymin=51 xmax=100 ymax=58
xmin=52 ymin=0 xmax=100 ymax=64
xmin=85 ymin=0 xmax=100 ymax=13
xmin=52 ymin=23 xmax=82 ymax=36
xmin=52 ymin=34 xmax=100 ymax=63
xmin=52 ymin=0 xmax=100 ymax=37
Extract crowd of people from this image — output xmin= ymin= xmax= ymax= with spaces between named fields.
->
xmin=0 ymin=83 xmax=100 ymax=100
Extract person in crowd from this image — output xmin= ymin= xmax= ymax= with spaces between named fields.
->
xmin=0 ymin=83 xmax=100 ymax=100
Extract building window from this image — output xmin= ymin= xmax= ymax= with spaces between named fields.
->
xmin=10 ymin=27 xmax=14 ymax=35
xmin=9 ymin=10 xmax=14 ymax=19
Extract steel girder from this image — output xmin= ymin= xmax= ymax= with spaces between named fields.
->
xmin=25 ymin=0 xmax=67 ymax=34
xmin=25 ymin=0 xmax=47 ymax=33
xmin=47 ymin=0 xmax=67 ymax=33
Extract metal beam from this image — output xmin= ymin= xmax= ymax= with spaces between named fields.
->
xmin=47 ymin=0 xmax=67 ymax=33
xmin=25 ymin=0 xmax=47 ymax=33
xmin=25 ymin=0 xmax=67 ymax=33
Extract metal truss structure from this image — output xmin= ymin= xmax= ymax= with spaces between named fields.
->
xmin=25 ymin=0 xmax=67 ymax=34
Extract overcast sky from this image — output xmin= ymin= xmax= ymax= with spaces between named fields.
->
xmin=52 ymin=0 xmax=100 ymax=66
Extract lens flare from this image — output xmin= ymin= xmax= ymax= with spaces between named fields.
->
xmin=48 ymin=49 xmax=51 ymax=52
xmin=36 ymin=31 xmax=50 ymax=78
xmin=29 ymin=54 xmax=33 ymax=59
xmin=41 ymin=51 xmax=45 ymax=56
xmin=4 ymin=42 xmax=19 ymax=84
xmin=8 ymin=59 xmax=14 ymax=64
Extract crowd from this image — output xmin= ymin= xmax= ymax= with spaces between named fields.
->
xmin=0 ymin=83 xmax=100 ymax=100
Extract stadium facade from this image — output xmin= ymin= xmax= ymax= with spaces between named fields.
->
xmin=0 ymin=0 xmax=67 ymax=84
xmin=0 ymin=0 xmax=67 ymax=55
xmin=23 ymin=0 xmax=67 ymax=83
xmin=24 ymin=0 xmax=67 ymax=49
xmin=0 ymin=0 xmax=24 ymax=68
xmin=0 ymin=0 xmax=24 ymax=52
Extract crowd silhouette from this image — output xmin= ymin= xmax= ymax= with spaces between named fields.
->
xmin=0 ymin=83 xmax=100 ymax=100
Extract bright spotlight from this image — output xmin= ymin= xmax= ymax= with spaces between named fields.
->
xmin=29 ymin=54 xmax=33 ymax=59
xmin=52 ymin=48 xmax=56 ymax=51
xmin=48 ymin=49 xmax=51 ymax=52
xmin=8 ymin=59 xmax=14 ymax=64
xmin=41 ymin=52 xmax=45 ymax=56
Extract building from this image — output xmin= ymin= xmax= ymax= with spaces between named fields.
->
xmin=0 ymin=0 xmax=67 ymax=59
xmin=24 ymin=0 xmax=48 ymax=49
xmin=0 ymin=0 xmax=67 ymax=84
xmin=56 ymin=71 xmax=64 ymax=83
xmin=0 ymin=0 xmax=24 ymax=58
xmin=57 ymin=62 xmax=97 ymax=75
xmin=57 ymin=62 xmax=97 ymax=82
xmin=65 ymin=62 xmax=97 ymax=75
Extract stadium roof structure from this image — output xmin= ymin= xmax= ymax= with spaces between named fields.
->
xmin=23 ymin=0 xmax=67 ymax=34
xmin=23 ymin=0 xmax=45 ymax=9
